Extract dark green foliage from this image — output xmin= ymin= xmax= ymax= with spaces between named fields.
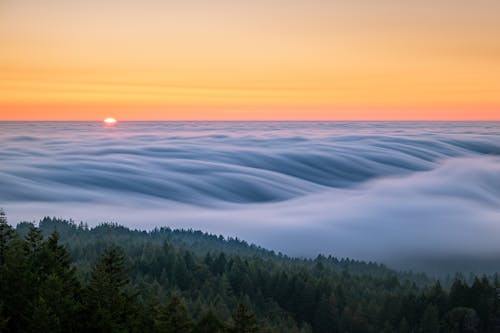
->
xmin=312 ymin=295 xmax=338 ymax=333
xmin=420 ymin=304 xmax=440 ymax=333
xmin=155 ymin=295 xmax=193 ymax=333
xmin=444 ymin=307 xmax=479 ymax=332
xmin=230 ymin=303 xmax=259 ymax=333
xmin=33 ymin=232 xmax=83 ymax=332
xmin=84 ymin=246 xmax=137 ymax=333
xmin=194 ymin=310 xmax=226 ymax=333
xmin=0 ymin=215 xmax=500 ymax=333
xmin=397 ymin=318 xmax=411 ymax=333
xmin=0 ymin=209 xmax=15 ymax=265
xmin=0 ymin=304 xmax=9 ymax=332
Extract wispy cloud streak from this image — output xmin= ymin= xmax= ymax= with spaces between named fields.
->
xmin=1 ymin=121 xmax=500 ymax=273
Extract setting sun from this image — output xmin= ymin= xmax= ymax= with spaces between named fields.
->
xmin=103 ymin=117 xmax=117 ymax=124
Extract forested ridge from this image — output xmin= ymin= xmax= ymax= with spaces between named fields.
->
xmin=1 ymin=211 xmax=500 ymax=332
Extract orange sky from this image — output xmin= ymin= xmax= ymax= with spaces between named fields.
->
xmin=1 ymin=0 xmax=499 ymax=120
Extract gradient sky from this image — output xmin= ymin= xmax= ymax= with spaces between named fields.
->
xmin=1 ymin=0 xmax=499 ymax=120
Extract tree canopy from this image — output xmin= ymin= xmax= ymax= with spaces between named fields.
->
xmin=0 ymin=215 xmax=499 ymax=332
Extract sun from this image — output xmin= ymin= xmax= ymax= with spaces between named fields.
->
xmin=103 ymin=117 xmax=117 ymax=124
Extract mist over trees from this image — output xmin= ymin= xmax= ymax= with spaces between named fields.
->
xmin=1 ymin=211 xmax=500 ymax=332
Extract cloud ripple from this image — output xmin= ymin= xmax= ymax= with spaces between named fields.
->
xmin=1 ymin=121 xmax=500 ymax=273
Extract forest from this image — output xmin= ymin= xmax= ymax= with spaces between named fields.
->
xmin=1 ymin=210 xmax=500 ymax=333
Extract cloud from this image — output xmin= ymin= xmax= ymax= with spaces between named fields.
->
xmin=1 ymin=121 xmax=500 ymax=273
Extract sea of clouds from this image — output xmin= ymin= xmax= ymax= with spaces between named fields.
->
xmin=1 ymin=121 xmax=499 ymax=273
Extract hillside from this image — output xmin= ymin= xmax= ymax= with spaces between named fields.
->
xmin=1 ymin=214 xmax=499 ymax=332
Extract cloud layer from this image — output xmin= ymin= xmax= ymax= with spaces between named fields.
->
xmin=1 ymin=121 xmax=500 ymax=273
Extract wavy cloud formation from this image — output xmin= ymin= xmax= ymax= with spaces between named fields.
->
xmin=1 ymin=121 xmax=500 ymax=273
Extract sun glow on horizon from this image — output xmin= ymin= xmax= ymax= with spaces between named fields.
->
xmin=104 ymin=117 xmax=117 ymax=124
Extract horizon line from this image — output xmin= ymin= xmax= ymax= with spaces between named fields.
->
xmin=1 ymin=119 xmax=500 ymax=122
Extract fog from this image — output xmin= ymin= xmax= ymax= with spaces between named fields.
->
xmin=1 ymin=121 xmax=499 ymax=273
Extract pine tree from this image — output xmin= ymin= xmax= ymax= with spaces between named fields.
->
xmin=43 ymin=232 xmax=78 ymax=280
xmin=398 ymin=318 xmax=411 ymax=333
xmin=24 ymin=225 xmax=44 ymax=256
xmin=0 ymin=209 xmax=14 ymax=265
xmin=212 ymin=252 xmax=227 ymax=275
xmin=155 ymin=295 xmax=193 ymax=333
xmin=36 ymin=269 xmax=82 ymax=332
xmin=29 ymin=296 xmax=61 ymax=333
xmin=339 ymin=306 xmax=353 ymax=333
xmin=174 ymin=256 xmax=192 ymax=290
xmin=194 ymin=310 xmax=226 ymax=333
xmin=312 ymin=295 xmax=338 ymax=333
xmin=0 ymin=210 xmax=31 ymax=332
xmin=24 ymin=226 xmax=44 ymax=287
xmin=420 ymin=304 xmax=440 ymax=333
xmin=230 ymin=303 xmax=258 ymax=333
xmin=84 ymin=246 xmax=137 ymax=333
xmin=450 ymin=279 xmax=467 ymax=307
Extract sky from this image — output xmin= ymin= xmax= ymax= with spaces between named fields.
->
xmin=1 ymin=0 xmax=499 ymax=120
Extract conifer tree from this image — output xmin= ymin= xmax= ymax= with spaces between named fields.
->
xmin=194 ymin=310 xmax=226 ymax=333
xmin=29 ymin=296 xmax=61 ymax=333
xmin=84 ymin=246 xmax=136 ymax=333
xmin=0 ymin=209 xmax=32 ymax=332
xmin=313 ymin=295 xmax=338 ymax=333
xmin=24 ymin=225 xmax=43 ymax=256
xmin=28 ymin=231 xmax=83 ymax=332
xmin=230 ymin=303 xmax=258 ymax=333
xmin=420 ymin=304 xmax=440 ymax=333
xmin=155 ymin=294 xmax=193 ymax=333
xmin=0 ymin=209 xmax=14 ymax=265
xmin=24 ymin=226 xmax=44 ymax=285
xmin=398 ymin=318 xmax=411 ymax=333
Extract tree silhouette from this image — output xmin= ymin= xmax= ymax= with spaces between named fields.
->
xmin=84 ymin=246 xmax=136 ymax=333
xmin=0 ymin=209 xmax=14 ymax=265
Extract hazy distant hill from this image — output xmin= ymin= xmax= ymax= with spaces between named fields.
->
xmin=23 ymin=217 xmax=399 ymax=273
